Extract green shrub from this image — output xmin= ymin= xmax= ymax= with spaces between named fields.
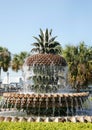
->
xmin=0 ymin=122 xmax=92 ymax=130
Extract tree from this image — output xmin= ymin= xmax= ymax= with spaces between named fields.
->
xmin=11 ymin=51 xmax=29 ymax=72
xmin=0 ymin=46 xmax=11 ymax=81
xmin=63 ymin=42 xmax=92 ymax=91
xmin=31 ymin=28 xmax=62 ymax=54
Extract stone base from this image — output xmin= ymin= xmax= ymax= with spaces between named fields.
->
xmin=0 ymin=116 xmax=92 ymax=122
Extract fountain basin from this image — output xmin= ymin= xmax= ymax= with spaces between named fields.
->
xmin=2 ymin=92 xmax=89 ymax=116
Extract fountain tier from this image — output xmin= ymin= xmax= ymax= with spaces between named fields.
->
xmin=3 ymin=92 xmax=89 ymax=116
xmin=23 ymin=54 xmax=67 ymax=93
xmin=25 ymin=54 xmax=67 ymax=66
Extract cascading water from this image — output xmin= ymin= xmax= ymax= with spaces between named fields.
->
xmin=22 ymin=65 xmax=68 ymax=93
xmin=0 ymin=54 xmax=91 ymax=121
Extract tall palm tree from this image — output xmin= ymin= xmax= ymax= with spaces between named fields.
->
xmin=11 ymin=51 xmax=29 ymax=72
xmin=63 ymin=42 xmax=92 ymax=91
xmin=84 ymin=46 xmax=92 ymax=84
xmin=76 ymin=43 xmax=92 ymax=88
xmin=31 ymin=28 xmax=62 ymax=54
xmin=0 ymin=46 xmax=11 ymax=81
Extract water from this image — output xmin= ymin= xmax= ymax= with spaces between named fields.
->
xmin=0 ymin=54 xmax=91 ymax=118
xmin=0 ymin=94 xmax=91 ymax=117
xmin=22 ymin=62 xmax=68 ymax=93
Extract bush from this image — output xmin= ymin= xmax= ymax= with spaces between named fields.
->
xmin=0 ymin=122 xmax=92 ymax=130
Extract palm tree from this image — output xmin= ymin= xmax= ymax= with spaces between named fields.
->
xmin=63 ymin=45 xmax=79 ymax=88
xmin=31 ymin=28 xmax=62 ymax=54
xmin=11 ymin=51 xmax=29 ymax=72
xmin=0 ymin=46 xmax=11 ymax=81
xmin=76 ymin=43 xmax=92 ymax=88
xmin=63 ymin=42 xmax=92 ymax=91
xmin=84 ymin=46 xmax=92 ymax=84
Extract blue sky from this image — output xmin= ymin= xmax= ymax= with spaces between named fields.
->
xmin=0 ymin=0 xmax=92 ymax=79
xmin=0 ymin=0 xmax=92 ymax=55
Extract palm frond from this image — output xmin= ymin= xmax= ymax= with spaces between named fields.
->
xmin=49 ymin=29 xmax=52 ymax=36
xmin=31 ymin=48 xmax=40 ymax=53
xmin=49 ymin=36 xmax=57 ymax=43
xmin=32 ymin=42 xmax=40 ymax=47
xmin=39 ymin=35 xmax=44 ymax=42
xmin=45 ymin=42 xmax=49 ymax=48
xmin=49 ymin=41 xmax=60 ymax=48
xmin=49 ymin=48 xmax=55 ymax=54
xmin=54 ymin=45 xmax=62 ymax=54
xmin=40 ymin=28 xmax=44 ymax=37
xmin=45 ymin=28 xmax=49 ymax=42
xmin=33 ymin=36 xmax=40 ymax=43
xmin=31 ymin=28 xmax=62 ymax=54
xmin=39 ymin=42 xmax=44 ymax=48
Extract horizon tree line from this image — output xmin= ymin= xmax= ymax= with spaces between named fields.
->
xmin=0 ymin=28 xmax=92 ymax=91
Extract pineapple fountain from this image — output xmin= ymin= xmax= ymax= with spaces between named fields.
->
xmin=0 ymin=53 xmax=90 ymax=122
